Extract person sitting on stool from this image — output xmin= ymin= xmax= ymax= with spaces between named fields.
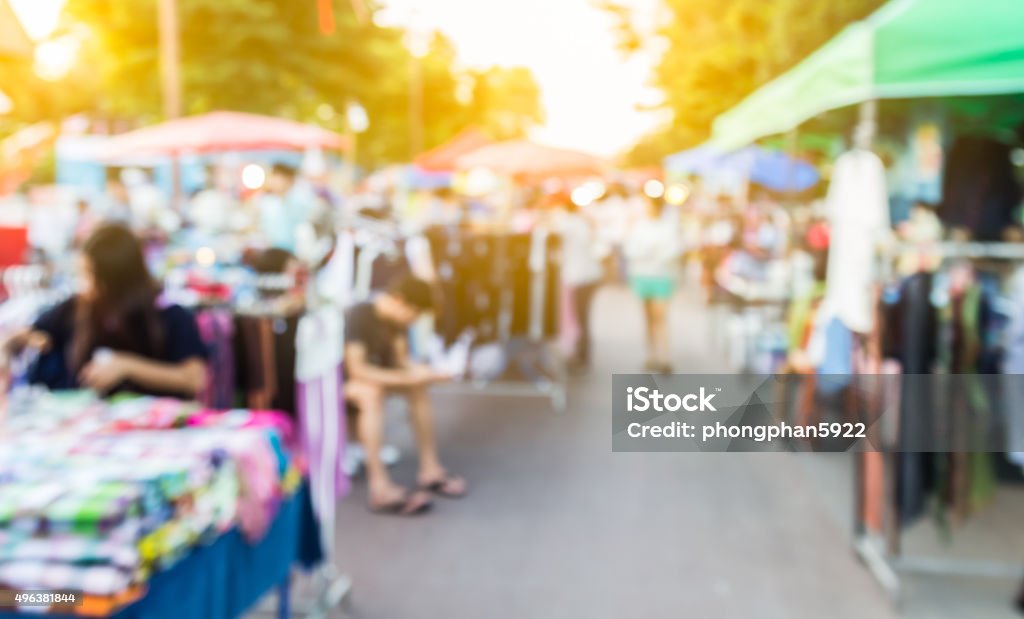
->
xmin=344 ymin=275 xmax=467 ymax=516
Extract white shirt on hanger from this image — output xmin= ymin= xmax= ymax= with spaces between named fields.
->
xmin=824 ymin=149 xmax=891 ymax=334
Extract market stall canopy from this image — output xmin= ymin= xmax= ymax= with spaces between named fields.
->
xmin=663 ymin=144 xmax=723 ymax=176
xmin=414 ymin=128 xmax=492 ymax=173
xmin=0 ymin=0 xmax=32 ymax=60
xmin=665 ymin=145 xmax=819 ymax=192
xmin=101 ymin=111 xmax=350 ymax=159
xmin=711 ymin=0 xmax=1024 ymax=150
xmin=454 ymin=140 xmax=607 ymax=179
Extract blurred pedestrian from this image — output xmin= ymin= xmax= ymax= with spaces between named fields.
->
xmin=188 ymin=165 xmax=238 ymax=235
xmin=592 ymin=184 xmax=633 ymax=281
xmin=554 ymin=192 xmax=604 ymax=369
xmin=258 ymin=164 xmax=314 ymax=252
xmin=98 ymin=173 xmax=132 ymax=224
xmin=72 ymin=198 xmax=99 ymax=248
xmin=624 ymin=194 xmax=681 ymax=373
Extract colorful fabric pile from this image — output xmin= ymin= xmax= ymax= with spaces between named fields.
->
xmin=0 ymin=393 xmax=303 ymax=616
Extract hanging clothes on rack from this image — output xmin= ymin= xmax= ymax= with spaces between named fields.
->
xmin=888 ymin=271 xmax=938 ymax=526
xmin=195 ymin=307 xmax=236 ymax=410
xmin=314 ymin=230 xmax=356 ymax=308
xmin=425 ymin=226 xmax=464 ymax=346
xmin=824 ymin=148 xmax=891 ymax=335
xmin=938 ymin=137 xmax=1021 ymax=242
xmin=935 ymin=269 xmax=998 ymax=526
xmin=234 ymin=312 xmax=301 ymax=417
xmin=1003 ymin=266 xmax=1024 ymax=461
xmin=295 ymin=306 xmax=349 ymax=552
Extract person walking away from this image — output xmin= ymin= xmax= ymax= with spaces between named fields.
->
xmin=554 ymin=194 xmax=604 ymax=369
xmin=592 ymin=185 xmax=633 ymax=282
xmin=72 ymin=198 xmax=99 ymax=248
xmin=624 ymin=195 xmax=681 ymax=373
xmin=344 ymin=276 xmax=467 ymax=516
xmin=258 ymin=164 xmax=314 ymax=252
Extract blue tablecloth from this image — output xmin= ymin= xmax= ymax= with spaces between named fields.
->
xmin=3 ymin=483 xmax=322 ymax=619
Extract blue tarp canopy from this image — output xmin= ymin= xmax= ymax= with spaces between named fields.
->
xmin=663 ymin=145 xmax=819 ymax=192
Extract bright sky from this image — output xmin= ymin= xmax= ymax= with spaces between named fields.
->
xmin=380 ymin=0 xmax=665 ymax=157
xmin=8 ymin=0 xmax=63 ymax=40
xmin=10 ymin=0 xmax=664 ymax=156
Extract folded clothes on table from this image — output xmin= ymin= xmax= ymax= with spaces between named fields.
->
xmin=0 ymin=483 xmax=68 ymax=530
xmin=0 ymin=561 xmax=134 ymax=597
xmin=0 ymin=396 xmax=302 ymax=612
xmin=0 ymin=533 xmax=140 ymax=570
xmin=44 ymin=481 xmax=144 ymax=537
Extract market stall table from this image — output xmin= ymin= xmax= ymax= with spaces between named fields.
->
xmin=0 ymin=395 xmax=325 ymax=619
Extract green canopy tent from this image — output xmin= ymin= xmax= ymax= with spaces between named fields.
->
xmin=711 ymin=0 xmax=1024 ymax=150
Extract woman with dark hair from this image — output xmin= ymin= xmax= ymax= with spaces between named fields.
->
xmin=3 ymin=224 xmax=207 ymax=399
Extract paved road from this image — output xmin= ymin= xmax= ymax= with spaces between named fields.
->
xmin=324 ymin=285 xmax=901 ymax=618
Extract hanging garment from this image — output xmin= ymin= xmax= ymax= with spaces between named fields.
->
xmin=315 ymin=231 xmax=356 ymax=308
xmin=234 ymin=314 xmax=300 ymax=416
xmin=559 ymin=284 xmax=580 ymax=358
xmin=824 ymin=149 xmax=891 ymax=334
xmin=816 ymin=315 xmax=853 ymax=396
xmin=944 ymin=284 xmax=996 ymax=524
xmin=507 ymin=233 xmax=534 ymax=338
xmin=425 ymin=226 xmax=461 ymax=345
xmin=528 ymin=228 xmax=548 ymax=341
xmin=938 ymin=137 xmax=1020 ymax=241
xmin=369 ymin=244 xmax=410 ymax=292
xmin=894 ymin=272 xmax=938 ymax=526
xmin=405 ymin=233 xmax=437 ymax=282
xmin=295 ymin=307 xmax=350 ymax=542
xmin=1003 ymin=267 xmax=1024 ymax=457
xmin=543 ymin=233 xmax=562 ymax=338
xmin=465 ymin=233 xmax=500 ymax=341
xmin=351 ymin=236 xmax=381 ymax=302
xmin=558 ymin=211 xmax=603 ymax=287
xmin=234 ymin=315 xmax=275 ymax=410
xmin=196 ymin=308 xmax=236 ymax=410
xmin=270 ymin=315 xmax=300 ymax=416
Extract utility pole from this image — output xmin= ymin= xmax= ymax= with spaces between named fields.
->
xmin=409 ymin=53 xmax=424 ymax=159
xmin=157 ymin=0 xmax=182 ymax=207
xmin=158 ymin=0 xmax=182 ymax=119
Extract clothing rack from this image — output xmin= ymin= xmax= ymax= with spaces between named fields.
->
xmin=854 ymin=240 xmax=1024 ymax=606
xmin=428 ymin=227 xmax=569 ymax=412
xmin=339 ymin=214 xmax=404 ymax=240
xmin=886 ymin=241 xmax=1024 ymax=260
xmin=163 ymin=267 xmax=352 ymax=618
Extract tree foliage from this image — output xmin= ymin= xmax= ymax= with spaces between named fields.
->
xmin=465 ymin=66 xmax=545 ymax=141
xmin=606 ymin=0 xmax=885 ymax=165
xmin=3 ymin=0 xmax=544 ymax=167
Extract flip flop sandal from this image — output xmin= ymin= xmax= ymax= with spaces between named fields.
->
xmin=370 ymin=490 xmax=433 ymax=516
xmin=420 ymin=475 xmax=468 ymax=499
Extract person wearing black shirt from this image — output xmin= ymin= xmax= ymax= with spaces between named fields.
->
xmin=2 ymin=224 xmax=207 ymax=400
xmin=345 ymin=276 xmax=466 ymax=516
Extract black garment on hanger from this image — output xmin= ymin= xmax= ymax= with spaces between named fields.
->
xmin=543 ymin=234 xmax=561 ymax=337
xmin=233 ymin=313 xmax=300 ymax=417
xmin=426 ymin=227 xmax=461 ymax=345
xmin=893 ymin=272 xmax=938 ymax=525
xmin=507 ymin=233 xmax=533 ymax=337
xmin=938 ymin=137 xmax=1021 ymax=241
